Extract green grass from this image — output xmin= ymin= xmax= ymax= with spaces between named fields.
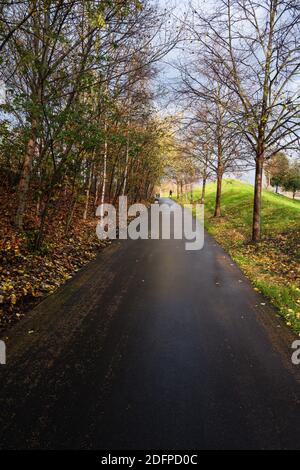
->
xmin=186 ymin=179 xmax=300 ymax=236
xmin=178 ymin=179 xmax=300 ymax=332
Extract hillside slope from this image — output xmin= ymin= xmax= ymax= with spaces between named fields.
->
xmin=0 ymin=184 xmax=110 ymax=333
xmin=182 ymin=179 xmax=300 ymax=332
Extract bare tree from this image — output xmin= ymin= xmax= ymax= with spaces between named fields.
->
xmin=177 ymin=54 xmax=246 ymax=216
xmin=187 ymin=0 xmax=300 ymax=240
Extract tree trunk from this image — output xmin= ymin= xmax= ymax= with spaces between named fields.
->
xmin=201 ymin=176 xmax=207 ymax=204
xmin=252 ymin=154 xmax=264 ymax=242
xmin=122 ymin=134 xmax=130 ymax=195
xmin=99 ymin=126 xmax=108 ymax=216
xmin=214 ymin=135 xmax=223 ymax=217
xmin=108 ymin=159 xmax=116 ymax=202
xmin=94 ymin=168 xmax=101 ymax=207
xmin=15 ymin=118 xmax=37 ymax=229
xmin=83 ymin=161 xmax=93 ymax=220
xmin=214 ymin=171 xmax=222 ymax=217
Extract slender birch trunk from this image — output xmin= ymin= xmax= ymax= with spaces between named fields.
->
xmin=83 ymin=160 xmax=94 ymax=220
xmin=99 ymin=121 xmax=108 ymax=216
xmin=122 ymin=133 xmax=130 ymax=196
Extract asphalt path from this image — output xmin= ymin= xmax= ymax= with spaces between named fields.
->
xmin=0 ymin=199 xmax=299 ymax=449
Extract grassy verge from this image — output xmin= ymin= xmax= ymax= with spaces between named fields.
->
xmin=178 ymin=179 xmax=300 ymax=333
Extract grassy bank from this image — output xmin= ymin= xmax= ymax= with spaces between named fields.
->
xmin=179 ymin=179 xmax=300 ymax=333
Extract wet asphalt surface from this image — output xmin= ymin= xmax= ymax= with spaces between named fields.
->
xmin=0 ymin=199 xmax=299 ymax=450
